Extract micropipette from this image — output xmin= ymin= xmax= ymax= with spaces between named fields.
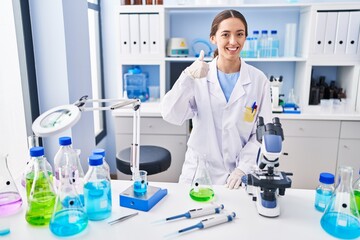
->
xmin=174 ymin=212 xmax=236 ymax=235
xmin=165 ymin=204 xmax=224 ymax=221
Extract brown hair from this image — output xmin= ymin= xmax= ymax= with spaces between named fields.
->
xmin=210 ymin=9 xmax=248 ymax=58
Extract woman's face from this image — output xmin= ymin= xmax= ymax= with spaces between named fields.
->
xmin=210 ymin=17 xmax=246 ymax=61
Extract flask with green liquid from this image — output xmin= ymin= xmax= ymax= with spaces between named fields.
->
xmin=189 ymin=154 xmax=214 ymax=202
xmin=353 ymin=169 xmax=360 ymax=215
xmin=25 ymin=147 xmax=57 ymax=226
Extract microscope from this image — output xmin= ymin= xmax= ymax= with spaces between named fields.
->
xmin=242 ymin=116 xmax=292 ymax=217
xmin=270 ymin=76 xmax=284 ymax=113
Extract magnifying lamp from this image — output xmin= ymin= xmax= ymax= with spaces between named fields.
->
xmin=32 ymin=95 xmax=141 ymax=176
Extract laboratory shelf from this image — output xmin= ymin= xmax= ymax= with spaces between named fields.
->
xmin=165 ymin=57 xmax=307 ymax=62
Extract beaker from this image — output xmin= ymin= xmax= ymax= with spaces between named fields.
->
xmin=133 ymin=170 xmax=148 ymax=196
xmin=25 ymin=147 xmax=57 ymax=226
xmin=320 ymin=166 xmax=360 ymax=239
xmin=50 ymin=167 xmax=88 ymax=237
xmin=189 ymin=154 xmax=214 ymax=202
xmin=0 ymin=154 xmax=22 ymax=216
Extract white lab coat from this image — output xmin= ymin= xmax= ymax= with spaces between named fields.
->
xmin=161 ymin=57 xmax=272 ymax=185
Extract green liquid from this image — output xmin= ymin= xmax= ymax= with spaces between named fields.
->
xmin=189 ymin=187 xmax=214 ymax=202
xmin=354 ymin=190 xmax=360 ymax=215
xmin=25 ymin=171 xmax=56 ymax=226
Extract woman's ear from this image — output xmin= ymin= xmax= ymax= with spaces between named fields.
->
xmin=210 ymin=35 xmax=216 ymax=45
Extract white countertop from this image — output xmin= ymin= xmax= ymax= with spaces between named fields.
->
xmin=3 ymin=180 xmax=335 ymax=240
xmin=112 ymin=102 xmax=360 ymax=120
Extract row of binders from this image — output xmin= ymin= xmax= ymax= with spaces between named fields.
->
xmin=313 ymin=10 xmax=360 ymax=55
xmin=119 ymin=13 xmax=160 ymax=55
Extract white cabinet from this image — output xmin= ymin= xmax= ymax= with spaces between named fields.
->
xmin=279 ymin=119 xmax=340 ymax=189
xmin=114 ymin=115 xmax=189 ymax=182
xmin=337 ymin=121 xmax=360 ymax=181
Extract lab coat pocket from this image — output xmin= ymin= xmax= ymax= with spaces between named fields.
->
xmin=243 ymin=106 xmax=257 ymax=123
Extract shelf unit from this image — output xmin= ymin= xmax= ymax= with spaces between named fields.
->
xmin=116 ymin=2 xmax=360 ymax=113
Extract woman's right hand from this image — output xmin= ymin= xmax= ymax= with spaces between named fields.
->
xmin=184 ymin=50 xmax=209 ymax=79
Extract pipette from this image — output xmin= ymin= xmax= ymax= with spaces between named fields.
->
xmin=165 ymin=204 xmax=224 ymax=221
xmin=171 ymin=212 xmax=236 ymax=236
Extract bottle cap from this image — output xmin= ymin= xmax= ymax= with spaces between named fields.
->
xmin=30 ymin=147 xmax=44 ymax=157
xmin=253 ymin=30 xmax=259 ymax=34
xmin=271 ymin=30 xmax=277 ymax=34
xmin=88 ymin=154 xmax=103 ymax=166
xmin=261 ymin=30 xmax=268 ymax=34
xmin=59 ymin=136 xmax=72 ymax=146
xmin=92 ymin=148 xmax=105 ymax=157
xmin=319 ymin=172 xmax=335 ymax=184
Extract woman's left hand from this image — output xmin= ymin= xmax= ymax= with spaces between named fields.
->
xmin=226 ymin=168 xmax=245 ymax=189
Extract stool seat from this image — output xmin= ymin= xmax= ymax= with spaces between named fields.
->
xmin=116 ymin=145 xmax=171 ymax=175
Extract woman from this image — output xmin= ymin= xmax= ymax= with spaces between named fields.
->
xmin=161 ymin=9 xmax=272 ymax=189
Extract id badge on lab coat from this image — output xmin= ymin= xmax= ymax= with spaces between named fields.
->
xmin=243 ymin=106 xmax=257 ymax=122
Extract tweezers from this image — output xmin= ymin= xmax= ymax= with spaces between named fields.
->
xmin=108 ymin=212 xmax=139 ymax=225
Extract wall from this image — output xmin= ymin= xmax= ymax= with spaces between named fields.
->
xmin=0 ymin=0 xmax=28 ymax=178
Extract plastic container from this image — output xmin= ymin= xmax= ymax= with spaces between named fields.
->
xmin=353 ymin=169 xmax=360 ymax=215
xmin=124 ymin=67 xmax=149 ymax=102
xmin=25 ymin=147 xmax=57 ymax=226
xmin=258 ymin=30 xmax=269 ymax=58
xmin=270 ymin=30 xmax=280 ymax=57
xmin=54 ymin=137 xmax=84 ymax=203
xmin=84 ymin=155 xmax=112 ymax=221
xmin=250 ymin=30 xmax=259 ymax=58
xmin=315 ymin=172 xmax=335 ymax=212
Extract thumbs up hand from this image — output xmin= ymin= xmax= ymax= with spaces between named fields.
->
xmin=184 ymin=50 xmax=210 ymax=79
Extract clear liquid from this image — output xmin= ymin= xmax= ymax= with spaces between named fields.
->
xmin=321 ymin=212 xmax=360 ymax=239
xmin=189 ymin=187 xmax=214 ymax=202
xmin=0 ymin=192 xmax=22 ymax=216
xmin=49 ymin=209 xmax=88 ymax=237
xmin=133 ymin=180 xmax=147 ymax=196
xmin=314 ymin=188 xmax=332 ymax=212
xmin=25 ymin=191 xmax=57 ymax=225
xmin=84 ymin=180 xmax=112 ymax=221
xmin=354 ymin=190 xmax=360 ymax=215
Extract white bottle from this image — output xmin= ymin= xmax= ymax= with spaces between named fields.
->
xmin=92 ymin=148 xmax=110 ymax=174
xmin=54 ymin=137 xmax=85 ymax=194
xmin=270 ymin=30 xmax=280 ymax=57
xmin=258 ymin=30 xmax=269 ymax=58
xmin=251 ymin=30 xmax=259 ymax=58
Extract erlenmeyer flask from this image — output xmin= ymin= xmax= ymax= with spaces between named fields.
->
xmin=0 ymin=154 xmax=22 ymax=216
xmin=50 ymin=166 xmax=88 ymax=237
xmin=21 ymin=135 xmax=40 ymax=187
xmin=189 ymin=154 xmax=214 ymax=202
xmin=320 ymin=166 xmax=360 ymax=239
xmin=25 ymin=147 xmax=57 ymax=226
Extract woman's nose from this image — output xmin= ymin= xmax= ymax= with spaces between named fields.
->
xmin=229 ymin=35 xmax=236 ymax=44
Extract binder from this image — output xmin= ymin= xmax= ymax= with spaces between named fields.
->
xmin=323 ymin=12 xmax=338 ymax=54
xmin=313 ymin=12 xmax=327 ymax=54
xmin=139 ymin=14 xmax=150 ymax=54
xmin=334 ymin=11 xmax=350 ymax=55
xmin=129 ymin=14 xmax=140 ymax=54
xmin=149 ymin=13 xmax=160 ymax=54
xmin=119 ymin=14 xmax=130 ymax=55
xmin=345 ymin=11 xmax=360 ymax=54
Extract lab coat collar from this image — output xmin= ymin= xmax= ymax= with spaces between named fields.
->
xmin=207 ymin=57 xmax=251 ymax=106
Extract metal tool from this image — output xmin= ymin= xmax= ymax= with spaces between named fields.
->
xmin=108 ymin=212 xmax=139 ymax=225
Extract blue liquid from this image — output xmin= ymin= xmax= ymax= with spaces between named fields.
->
xmin=315 ymin=189 xmax=332 ymax=212
xmin=62 ymin=195 xmax=84 ymax=208
xmin=133 ymin=180 xmax=147 ymax=196
xmin=321 ymin=212 xmax=360 ymax=239
xmin=50 ymin=209 xmax=88 ymax=237
xmin=84 ymin=181 xmax=112 ymax=221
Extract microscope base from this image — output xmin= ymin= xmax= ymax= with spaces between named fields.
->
xmin=255 ymin=187 xmax=280 ymax=218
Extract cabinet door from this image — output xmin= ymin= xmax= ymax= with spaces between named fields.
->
xmin=337 ymin=139 xmax=360 ymax=181
xmin=279 ymin=136 xmax=338 ymax=189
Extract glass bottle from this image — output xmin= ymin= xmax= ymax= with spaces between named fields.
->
xmin=54 ymin=137 xmax=84 ymax=203
xmin=353 ymin=168 xmax=360 ymax=215
xmin=269 ymin=30 xmax=280 ymax=57
xmin=315 ymin=172 xmax=335 ymax=212
xmin=92 ymin=148 xmax=110 ymax=174
xmin=25 ymin=147 xmax=57 ymax=226
xmin=320 ymin=166 xmax=360 ymax=239
xmin=258 ymin=30 xmax=269 ymax=58
xmin=49 ymin=166 xmax=88 ymax=237
xmin=84 ymin=155 xmax=112 ymax=221
xmin=0 ymin=154 xmax=22 ymax=216
xmin=189 ymin=154 xmax=214 ymax=202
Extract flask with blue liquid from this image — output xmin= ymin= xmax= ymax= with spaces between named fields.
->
xmin=320 ymin=166 xmax=360 ymax=239
xmin=315 ymin=172 xmax=334 ymax=212
xmin=84 ymin=155 xmax=112 ymax=221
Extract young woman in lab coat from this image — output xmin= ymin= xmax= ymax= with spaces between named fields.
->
xmin=161 ymin=9 xmax=272 ymax=189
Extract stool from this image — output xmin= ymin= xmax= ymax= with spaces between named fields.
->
xmin=116 ymin=145 xmax=171 ymax=175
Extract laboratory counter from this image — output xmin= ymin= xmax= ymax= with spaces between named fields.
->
xmin=1 ymin=180 xmax=338 ymax=240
